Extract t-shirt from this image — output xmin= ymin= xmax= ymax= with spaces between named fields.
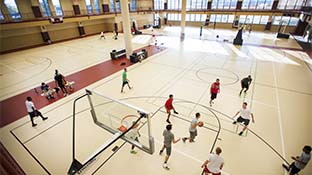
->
xmin=165 ymin=99 xmax=173 ymax=110
xmin=25 ymin=100 xmax=35 ymax=113
xmin=163 ymin=129 xmax=174 ymax=147
xmin=54 ymin=74 xmax=64 ymax=85
xmin=295 ymin=152 xmax=311 ymax=169
xmin=241 ymin=77 xmax=252 ymax=85
xmin=122 ymin=71 xmax=127 ymax=82
xmin=207 ymin=153 xmax=224 ymax=174
xmin=239 ymin=108 xmax=251 ymax=120
xmin=41 ymin=84 xmax=49 ymax=92
xmin=189 ymin=118 xmax=198 ymax=132
xmin=211 ymin=82 xmax=220 ymax=94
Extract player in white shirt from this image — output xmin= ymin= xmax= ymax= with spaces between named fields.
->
xmin=232 ymin=102 xmax=255 ymax=136
xmin=25 ymin=96 xmax=48 ymax=127
xmin=201 ymin=147 xmax=224 ymax=175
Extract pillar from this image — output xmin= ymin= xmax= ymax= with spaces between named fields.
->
xmin=120 ymin=0 xmax=133 ymax=58
xmin=180 ymin=0 xmax=186 ymax=41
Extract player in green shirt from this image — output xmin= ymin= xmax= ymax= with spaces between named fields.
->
xmin=121 ymin=68 xmax=132 ymax=93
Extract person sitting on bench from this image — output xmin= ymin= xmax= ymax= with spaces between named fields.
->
xmin=41 ymin=82 xmax=54 ymax=100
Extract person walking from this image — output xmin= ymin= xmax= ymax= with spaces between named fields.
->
xmin=210 ymin=79 xmax=220 ymax=107
xmin=282 ymin=145 xmax=311 ymax=175
xmin=239 ymin=75 xmax=252 ymax=96
xmin=182 ymin=112 xmax=201 ymax=143
xmin=99 ymin=31 xmax=105 ymax=39
xmin=54 ymin=69 xmax=68 ymax=96
xmin=232 ymin=102 xmax=255 ymax=136
xmin=159 ymin=124 xmax=180 ymax=170
xmin=25 ymin=97 xmax=48 ymax=127
xmin=201 ymin=147 xmax=224 ymax=175
xmin=121 ymin=68 xmax=132 ymax=93
xmin=164 ymin=94 xmax=178 ymax=123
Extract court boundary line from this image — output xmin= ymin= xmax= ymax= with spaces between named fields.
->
xmin=9 ymin=130 xmax=51 ymax=175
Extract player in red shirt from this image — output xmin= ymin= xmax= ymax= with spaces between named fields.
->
xmin=209 ymin=79 xmax=220 ymax=107
xmin=165 ymin=94 xmax=178 ymax=123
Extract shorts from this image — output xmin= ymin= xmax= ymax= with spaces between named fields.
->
xmin=122 ymin=81 xmax=129 ymax=87
xmin=289 ymin=162 xmax=301 ymax=174
xmin=237 ymin=116 xmax=250 ymax=126
xmin=28 ymin=110 xmax=41 ymax=118
xmin=190 ymin=130 xmax=197 ymax=140
xmin=165 ymin=146 xmax=171 ymax=156
xmin=211 ymin=93 xmax=217 ymax=100
xmin=203 ymin=165 xmax=221 ymax=175
xmin=241 ymin=83 xmax=249 ymax=89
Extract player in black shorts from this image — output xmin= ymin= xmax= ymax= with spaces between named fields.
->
xmin=239 ymin=75 xmax=252 ymax=96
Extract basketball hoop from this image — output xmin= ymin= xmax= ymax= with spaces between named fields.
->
xmin=118 ymin=115 xmax=140 ymax=132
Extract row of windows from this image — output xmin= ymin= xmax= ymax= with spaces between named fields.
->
xmin=242 ymin=0 xmax=274 ymax=9
xmin=167 ymin=13 xmax=299 ymax=26
xmin=155 ymin=0 xmax=310 ymax=10
xmin=211 ymin=0 xmax=238 ymax=9
xmin=167 ymin=13 xmax=207 ymax=21
xmin=1 ymin=0 xmax=137 ymax=20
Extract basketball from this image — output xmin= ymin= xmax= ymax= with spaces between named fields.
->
xmin=198 ymin=121 xmax=204 ymax=127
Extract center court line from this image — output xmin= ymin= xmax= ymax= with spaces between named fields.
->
xmin=272 ymin=62 xmax=287 ymax=175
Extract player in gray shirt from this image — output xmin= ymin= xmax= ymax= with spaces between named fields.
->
xmin=283 ymin=145 xmax=311 ymax=175
xmin=182 ymin=113 xmax=201 ymax=143
xmin=159 ymin=124 xmax=180 ymax=170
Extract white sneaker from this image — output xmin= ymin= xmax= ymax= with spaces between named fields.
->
xmin=163 ymin=163 xmax=170 ymax=170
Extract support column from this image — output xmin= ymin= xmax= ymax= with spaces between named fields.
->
xmin=120 ymin=0 xmax=133 ymax=58
xmin=180 ymin=0 xmax=186 ymax=41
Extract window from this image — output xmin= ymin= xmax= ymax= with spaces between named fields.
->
xmin=260 ymin=16 xmax=269 ymax=24
xmin=242 ymin=0 xmax=273 ymax=9
xmin=85 ymin=0 xmax=92 ymax=14
xmin=168 ymin=0 xmax=182 ymax=10
xmin=94 ymin=0 xmax=100 ymax=13
xmin=212 ymin=0 xmax=238 ymax=9
xmin=186 ymin=0 xmax=208 ymax=10
xmin=154 ymin=0 xmax=164 ymax=10
xmin=246 ymin=15 xmax=254 ymax=24
xmin=228 ymin=15 xmax=234 ymax=23
xmin=116 ymin=0 xmax=121 ymax=12
xmin=39 ymin=0 xmax=52 ymax=17
xmin=239 ymin=15 xmax=247 ymax=23
xmin=215 ymin=14 xmax=222 ymax=22
xmin=289 ymin=17 xmax=299 ymax=26
xmin=210 ymin=14 xmax=216 ymax=22
xmin=209 ymin=14 xmax=234 ymax=23
xmin=4 ymin=0 xmax=21 ymax=19
xmin=52 ymin=0 xmax=63 ymax=16
xmin=272 ymin=16 xmax=282 ymax=25
xmin=130 ymin=0 xmax=137 ymax=11
xmin=109 ymin=0 xmax=115 ymax=12
xmin=278 ymin=0 xmax=305 ymax=9
xmin=0 ymin=9 xmax=4 ymax=20
xmin=167 ymin=13 xmax=181 ymax=21
xmin=252 ymin=15 xmax=261 ymax=24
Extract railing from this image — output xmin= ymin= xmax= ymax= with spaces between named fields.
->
xmin=0 ymin=6 xmax=309 ymax=24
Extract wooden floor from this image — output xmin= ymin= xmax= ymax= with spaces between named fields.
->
xmin=0 ymin=28 xmax=311 ymax=175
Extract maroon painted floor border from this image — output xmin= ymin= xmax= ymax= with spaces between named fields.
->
xmin=0 ymin=45 xmax=166 ymax=127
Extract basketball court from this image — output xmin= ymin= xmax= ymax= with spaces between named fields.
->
xmin=1 ymin=23 xmax=311 ymax=175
